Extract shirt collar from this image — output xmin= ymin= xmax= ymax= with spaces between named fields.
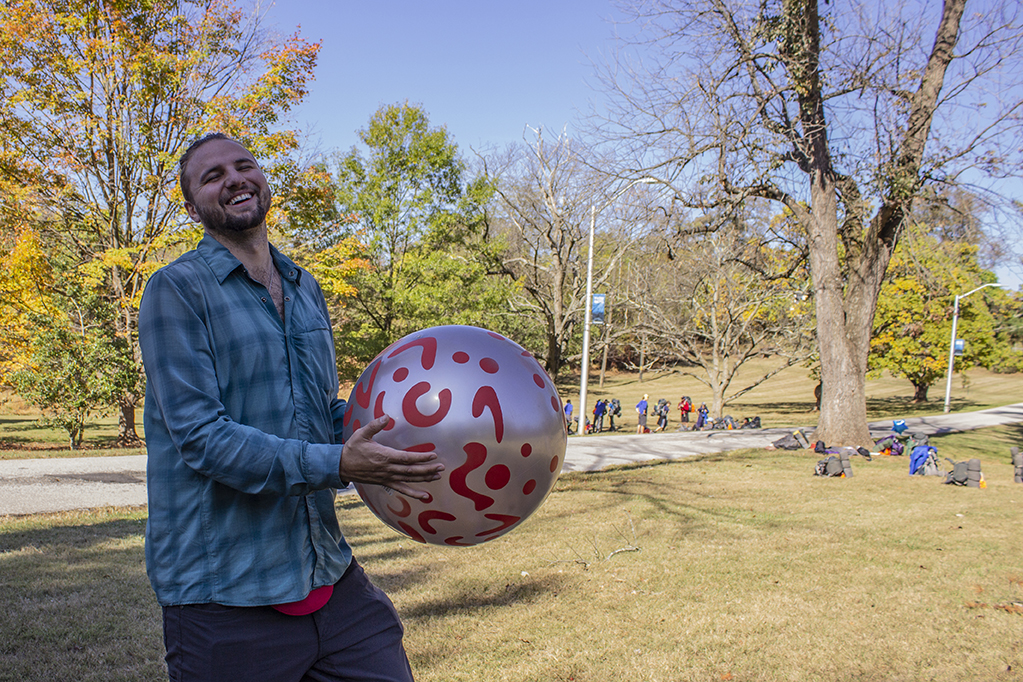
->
xmin=197 ymin=233 xmax=304 ymax=286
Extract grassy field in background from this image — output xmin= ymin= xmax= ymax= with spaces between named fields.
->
xmin=1 ymin=365 xmax=1020 ymax=459
xmin=2 ymin=424 xmax=1022 ymax=681
xmin=577 ymin=362 xmax=1022 ymax=431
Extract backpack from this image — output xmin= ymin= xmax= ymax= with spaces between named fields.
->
xmin=909 ymin=445 xmax=940 ymax=476
xmin=874 ymin=435 xmax=904 ymax=456
xmin=815 ymin=455 xmax=845 ymax=477
xmin=943 ymin=458 xmax=969 ymax=485
xmin=772 ymin=432 xmax=802 ymax=450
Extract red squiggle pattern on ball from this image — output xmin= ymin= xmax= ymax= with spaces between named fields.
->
xmin=471 ymin=385 xmax=504 ymax=443
xmin=523 ymin=479 xmax=537 ymax=494
xmin=392 ymin=367 xmax=408 ymax=382
xmin=405 ymin=443 xmax=436 ymax=452
xmin=355 ymin=360 xmax=381 ymax=409
xmin=444 ymin=536 xmax=474 ymax=546
xmin=452 ymin=351 xmax=469 ymax=364
xmin=387 ymin=336 xmax=438 ymax=370
xmin=418 ymin=510 xmax=457 ymax=534
xmin=387 ymin=496 xmax=412 ymax=518
xmin=373 ymin=391 xmax=396 ymax=430
xmin=450 ymin=442 xmax=495 ymax=511
xmin=479 ymin=357 xmax=499 ymax=374
xmin=476 ymin=513 xmax=520 ymax=538
xmin=402 ymin=382 xmax=452 ymax=428
xmin=485 ymin=464 xmax=511 ymax=490
xmin=532 ymin=374 xmax=545 ymax=388
xmin=398 ymin=521 xmax=426 ymax=543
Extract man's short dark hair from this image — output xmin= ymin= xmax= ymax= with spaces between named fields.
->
xmin=178 ymin=132 xmax=237 ymax=203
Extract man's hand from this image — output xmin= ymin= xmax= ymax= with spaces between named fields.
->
xmin=340 ymin=416 xmax=444 ymax=500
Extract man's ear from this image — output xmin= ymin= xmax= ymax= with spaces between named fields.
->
xmin=184 ymin=201 xmax=202 ymax=223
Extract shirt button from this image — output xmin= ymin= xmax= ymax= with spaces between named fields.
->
xmin=289 ymin=271 xmax=295 ymax=277
xmin=285 ymin=296 xmax=291 ymax=301
xmin=261 ymin=297 xmax=267 ymax=302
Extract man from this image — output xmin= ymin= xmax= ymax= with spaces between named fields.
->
xmin=636 ymin=394 xmax=648 ymax=434
xmin=592 ymin=399 xmax=606 ymax=433
xmin=139 ymin=133 xmax=443 ymax=682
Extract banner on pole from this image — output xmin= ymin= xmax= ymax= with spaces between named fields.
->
xmin=592 ymin=293 xmax=606 ymax=325
xmin=954 ymin=339 xmax=965 ymax=356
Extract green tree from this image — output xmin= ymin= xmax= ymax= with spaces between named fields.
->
xmin=0 ymin=0 xmax=320 ymax=442
xmin=327 ymin=103 xmax=512 ymax=374
xmin=870 ymin=221 xmax=1002 ymax=402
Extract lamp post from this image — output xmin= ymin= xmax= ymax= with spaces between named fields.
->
xmin=943 ymin=283 xmax=1001 ymax=413
xmin=576 ymin=177 xmax=655 ymax=434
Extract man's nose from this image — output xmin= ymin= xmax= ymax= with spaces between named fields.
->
xmin=224 ymin=167 xmax=247 ymax=187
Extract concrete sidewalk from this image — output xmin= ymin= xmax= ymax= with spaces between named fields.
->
xmin=2 ymin=403 xmax=1021 ymax=516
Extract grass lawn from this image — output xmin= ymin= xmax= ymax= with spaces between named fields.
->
xmin=2 ymin=424 xmax=1022 ymax=681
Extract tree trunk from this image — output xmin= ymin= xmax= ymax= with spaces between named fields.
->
xmin=793 ymin=0 xmax=965 ymax=446
xmin=117 ymin=397 xmax=141 ymax=446
xmin=912 ymin=382 xmax=929 ymax=403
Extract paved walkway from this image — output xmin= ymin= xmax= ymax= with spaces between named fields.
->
xmin=2 ymin=403 xmax=1021 ymax=516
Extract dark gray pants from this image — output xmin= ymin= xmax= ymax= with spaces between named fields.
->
xmin=162 ymin=559 xmax=413 ymax=682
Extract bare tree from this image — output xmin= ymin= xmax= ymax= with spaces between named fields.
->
xmin=592 ymin=0 xmax=1023 ymax=444
xmin=486 ymin=127 xmax=653 ymax=379
xmin=627 ymin=208 xmax=815 ymax=418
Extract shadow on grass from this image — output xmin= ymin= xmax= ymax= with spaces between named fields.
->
xmin=0 ymin=512 xmax=165 ymax=681
xmin=0 ymin=514 xmax=147 ymax=553
xmin=401 ymin=573 xmax=567 ymax=621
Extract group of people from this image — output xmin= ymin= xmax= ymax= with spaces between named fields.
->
xmin=633 ymin=395 xmax=710 ymax=434
xmin=563 ymin=398 xmax=623 ymax=434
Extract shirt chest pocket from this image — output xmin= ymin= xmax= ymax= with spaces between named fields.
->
xmin=289 ymin=316 xmax=337 ymax=397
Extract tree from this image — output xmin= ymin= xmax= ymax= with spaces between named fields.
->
xmin=596 ymin=0 xmax=1023 ymax=444
xmin=870 ymin=220 xmax=1001 ymax=402
xmin=487 ymin=127 xmax=654 ymax=379
xmin=0 ymin=0 xmax=320 ymax=442
xmin=327 ymin=102 xmax=511 ymax=375
xmin=629 ymin=210 xmax=815 ymax=418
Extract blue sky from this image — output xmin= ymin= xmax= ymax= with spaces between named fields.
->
xmin=263 ymin=1 xmax=1021 ymax=289
xmin=265 ymin=0 xmax=623 ymax=154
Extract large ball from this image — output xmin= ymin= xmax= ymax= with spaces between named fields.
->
xmin=342 ymin=325 xmax=567 ymax=546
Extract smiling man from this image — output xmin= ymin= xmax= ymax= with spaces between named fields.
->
xmin=139 ymin=133 xmax=443 ymax=682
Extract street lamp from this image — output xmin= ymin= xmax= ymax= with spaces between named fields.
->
xmin=942 ymin=282 xmax=1002 ymax=413
xmin=576 ymin=177 xmax=656 ymax=434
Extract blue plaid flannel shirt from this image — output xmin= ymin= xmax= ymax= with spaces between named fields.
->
xmin=139 ymin=235 xmax=351 ymax=607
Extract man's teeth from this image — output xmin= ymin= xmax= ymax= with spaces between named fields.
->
xmin=229 ymin=193 xmax=252 ymax=205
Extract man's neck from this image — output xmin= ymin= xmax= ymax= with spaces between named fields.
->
xmin=205 ymin=224 xmax=272 ymax=276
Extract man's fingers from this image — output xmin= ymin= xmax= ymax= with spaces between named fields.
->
xmin=356 ymin=415 xmax=390 ymax=440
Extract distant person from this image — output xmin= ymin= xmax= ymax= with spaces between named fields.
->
xmin=636 ymin=394 xmax=649 ymax=434
xmin=678 ymin=396 xmax=692 ymax=424
xmin=593 ymin=399 xmax=607 ymax=433
xmin=608 ymin=398 xmax=621 ymax=431
xmin=655 ymin=399 xmax=669 ymax=432
xmin=695 ymin=402 xmax=709 ymax=429
xmin=564 ymin=400 xmax=574 ymax=432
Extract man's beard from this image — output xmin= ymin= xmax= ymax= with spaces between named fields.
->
xmin=198 ymin=190 xmax=270 ymax=234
